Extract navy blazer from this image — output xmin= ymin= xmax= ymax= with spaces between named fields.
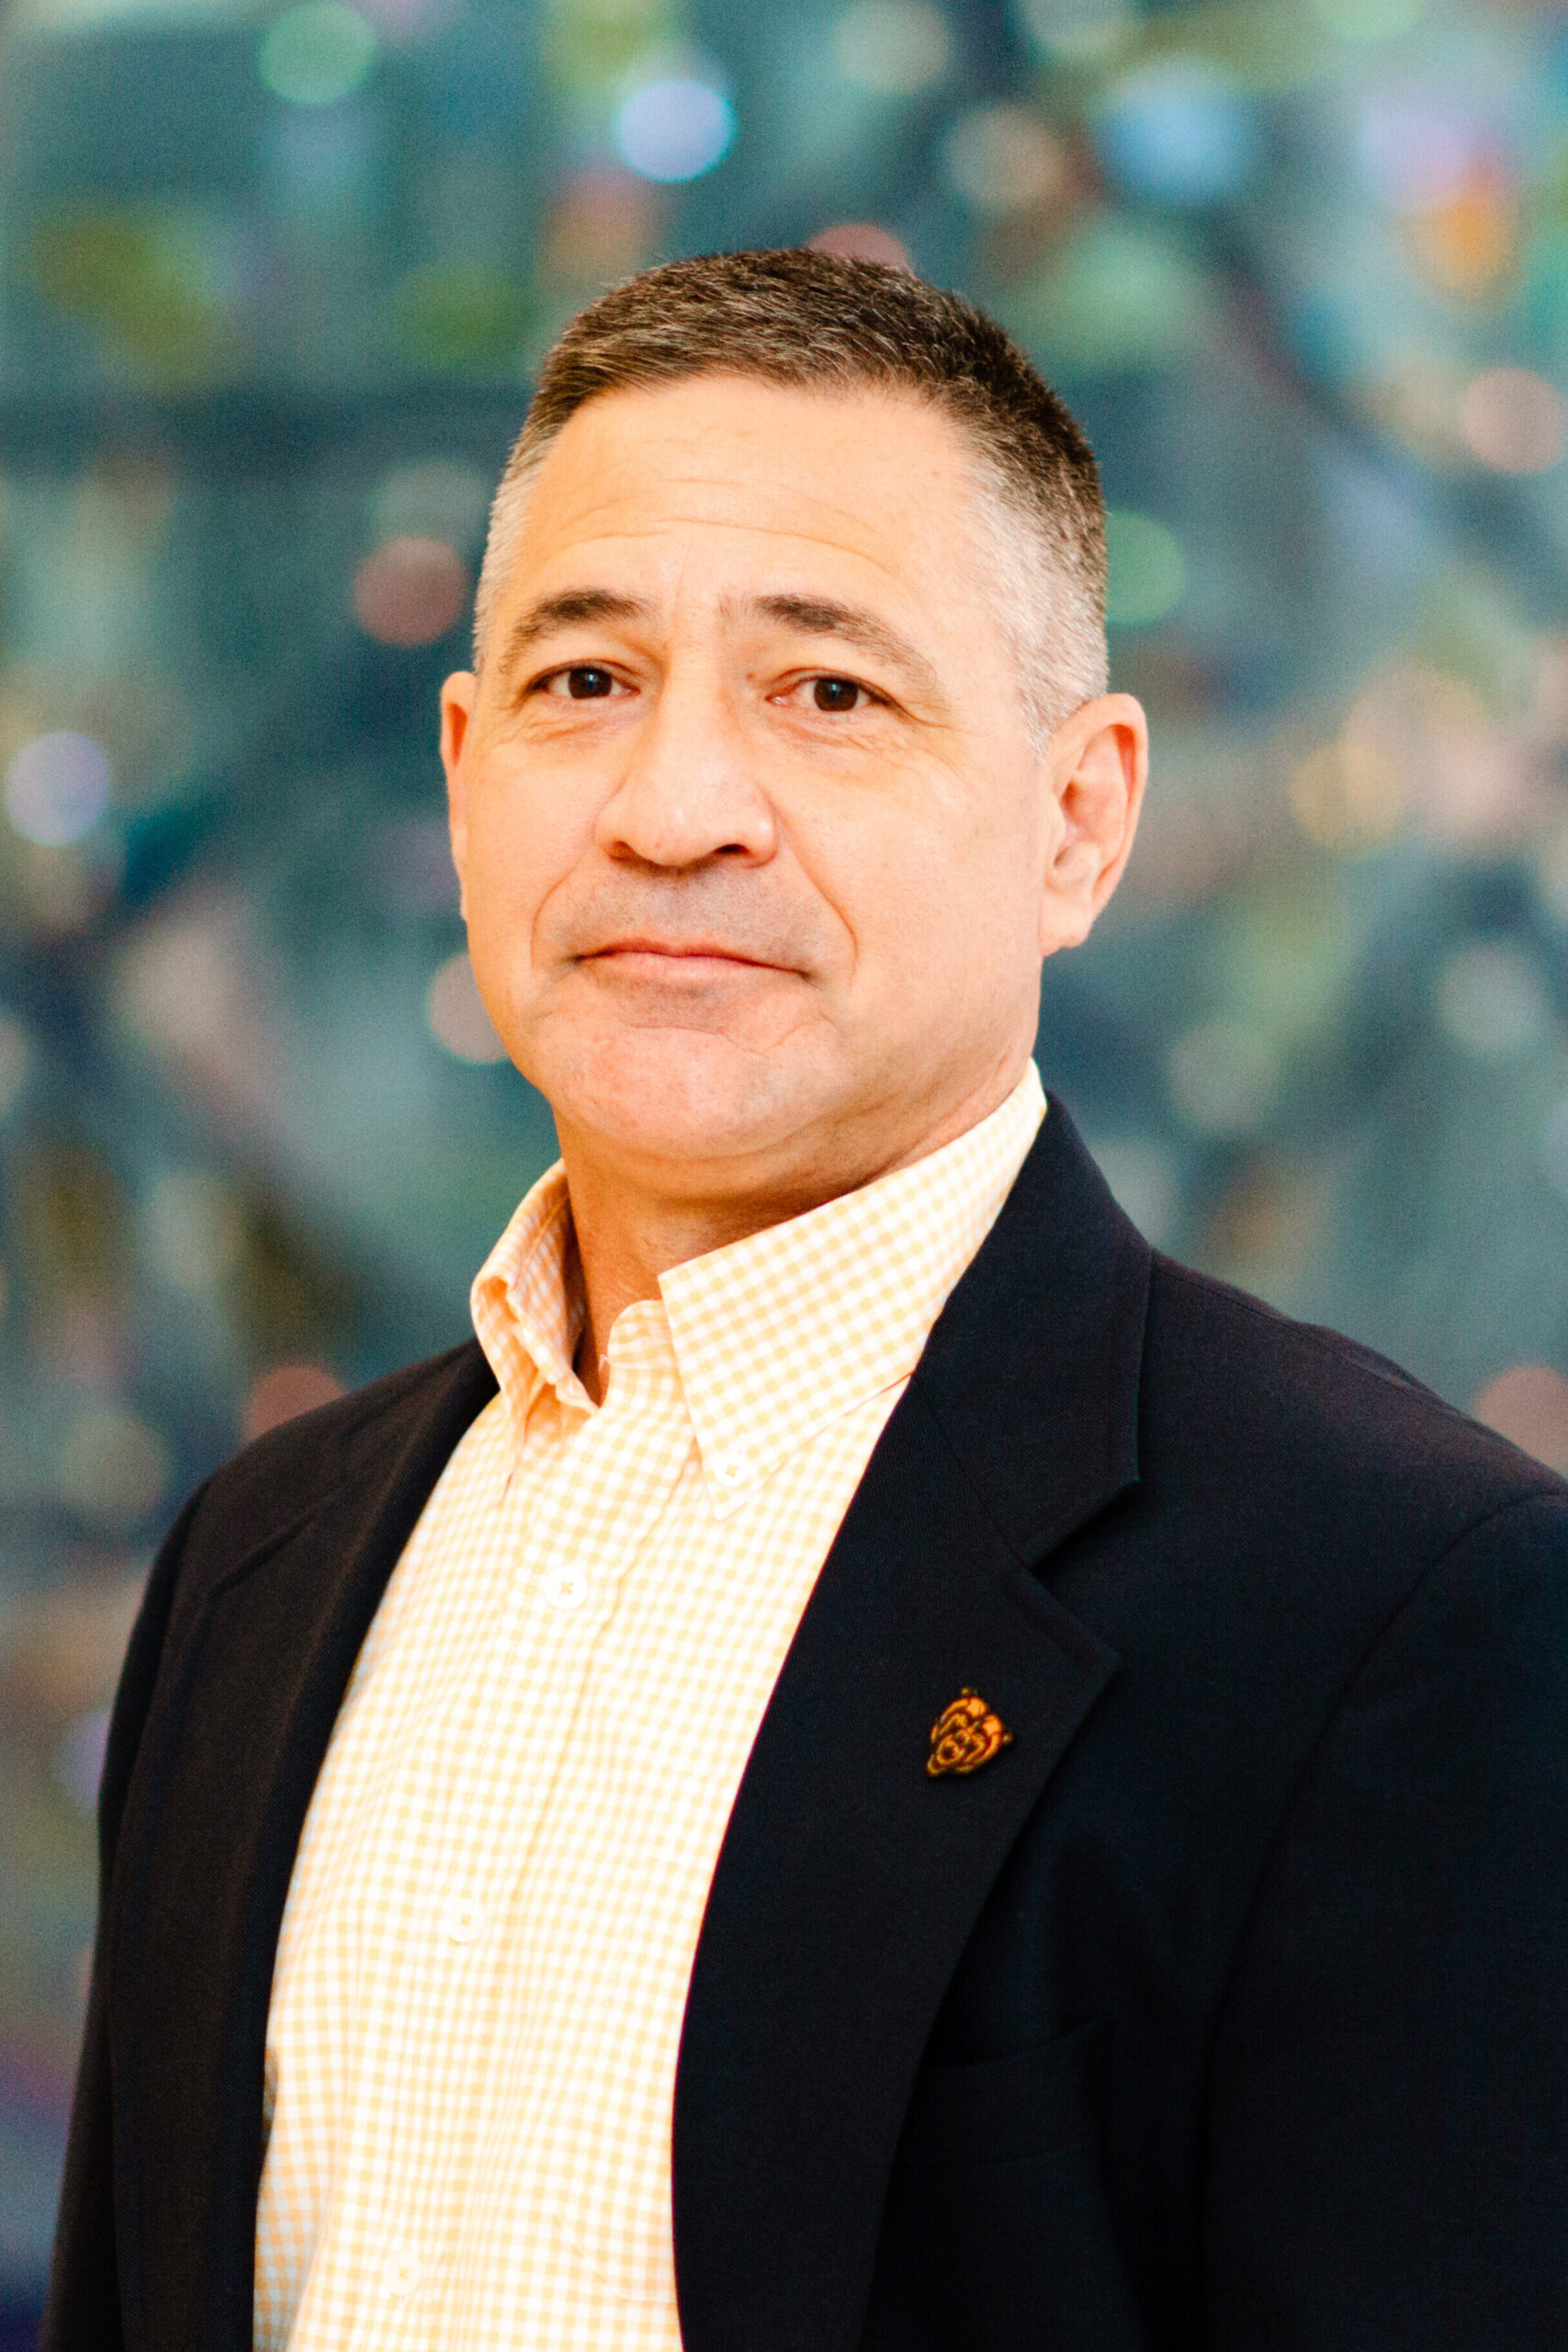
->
xmin=43 ymin=1102 xmax=1568 ymax=2350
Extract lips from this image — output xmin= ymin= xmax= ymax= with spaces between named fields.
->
xmin=583 ymin=941 xmax=780 ymax=970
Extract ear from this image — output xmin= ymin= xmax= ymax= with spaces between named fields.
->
xmin=1037 ymin=692 xmax=1147 ymax=956
xmin=439 ymin=670 xmax=478 ymax=916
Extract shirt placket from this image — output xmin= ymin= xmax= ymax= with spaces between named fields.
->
xmin=363 ymin=1327 xmax=694 ymax=2340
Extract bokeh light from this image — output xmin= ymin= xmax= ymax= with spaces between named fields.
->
xmin=353 ymin=537 xmax=470 ymax=646
xmin=1434 ymin=940 xmax=1552 ymax=1060
xmin=1104 ymin=512 xmax=1186 ymax=628
xmin=372 ymin=460 xmax=491 ymax=553
xmin=1289 ymin=739 xmax=1405 ymax=855
xmin=1357 ymin=95 xmax=1479 ymax=214
xmin=392 ymin=263 xmax=531 ymax=371
xmin=1014 ymin=215 xmax=1207 ymax=373
xmin=1097 ymin=63 xmax=1257 ymax=209
xmin=258 ymin=3 xmax=378 ymax=106
xmin=5 ymin=733 xmax=112 ymax=847
xmin=807 ymin=223 xmax=912 ymax=266
xmin=1017 ymin=0 xmax=1131 ymax=63
xmin=1472 ymin=1364 xmax=1568 ymax=1472
xmin=141 ymin=1170 xmax=245 ymax=1297
xmin=613 ymin=77 xmax=735 ymax=183
xmin=245 ymin=1363 xmax=345 ymax=1440
xmin=942 ymin=107 xmax=1066 ymax=218
xmin=53 ymin=1404 xmax=169 ymax=1530
xmin=1339 ymin=665 xmax=1515 ymax=846
xmin=1405 ymin=175 xmax=1517 ymax=300
xmin=1459 ymin=368 xmax=1566 ymax=474
xmin=832 ymin=0 xmax=952 ymax=96
xmin=427 ymin=951 xmax=509 ymax=1063
xmin=544 ymin=170 xmax=659 ymax=283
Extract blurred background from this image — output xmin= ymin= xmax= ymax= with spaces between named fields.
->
xmin=3 ymin=0 xmax=1568 ymax=2322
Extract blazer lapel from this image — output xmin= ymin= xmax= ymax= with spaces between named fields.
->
xmin=107 ymin=1340 xmax=497 ymax=2352
xmin=672 ymin=1101 xmax=1151 ymax=2352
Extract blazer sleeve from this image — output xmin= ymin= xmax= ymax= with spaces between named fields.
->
xmin=39 ymin=1481 xmax=210 ymax=2352
xmin=1203 ymin=1490 xmax=1568 ymax=2350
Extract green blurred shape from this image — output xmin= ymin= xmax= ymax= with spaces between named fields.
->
xmin=29 ymin=205 xmax=237 ymax=385
xmin=1105 ymin=510 xmax=1186 ymax=627
xmin=542 ymin=0 xmax=682 ymax=102
xmin=1131 ymin=0 xmax=1335 ymax=88
xmin=392 ymin=262 xmax=532 ymax=372
xmin=1002 ymin=212 xmax=1207 ymax=375
xmin=1309 ymin=0 xmax=1426 ymax=42
xmin=258 ymin=2 xmax=378 ymax=107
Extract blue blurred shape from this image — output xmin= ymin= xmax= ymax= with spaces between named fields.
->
xmin=4 ymin=734 xmax=112 ymax=848
xmin=614 ymin=78 xmax=735 ymax=183
xmin=1096 ymin=61 xmax=1258 ymax=207
xmin=1356 ymin=91 xmax=1478 ymax=211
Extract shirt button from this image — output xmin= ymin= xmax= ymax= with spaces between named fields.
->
xmin=711 ymin=1446 xmax=751 ymax=1487
xmin=384 ymin=2244 xmax=422 ymax=2300
xmin=542 ymin=1565 xmax=589 ymax=1611
xmin=441 ymin=1894 xmax=483 ymax=1945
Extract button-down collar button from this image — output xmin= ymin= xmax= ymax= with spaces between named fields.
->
xmin=711 ymin=1445 xmax=751 ymax=1487
xmin=441 ymin=1894 xmax=483 ymax=1946
xmin=542 ymin=1565 xmax=589 ymax=1612
xmin=384 ymin=2244 xmax=422 ymax=2299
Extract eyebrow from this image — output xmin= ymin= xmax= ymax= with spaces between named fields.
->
xmin=735 ymin=593 xmax=942 ymax=703
xmin=495 ymin=584 xmax=943 ymax=706
xmin=497 ymin=589 xmax=654 ymax=683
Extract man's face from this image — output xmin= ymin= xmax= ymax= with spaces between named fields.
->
xmin=441 ymin=375 xmax=1143 ymax=1205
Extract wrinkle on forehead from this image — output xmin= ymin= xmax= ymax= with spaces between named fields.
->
xmin=513 ymin=383 xmax=974 ymax=576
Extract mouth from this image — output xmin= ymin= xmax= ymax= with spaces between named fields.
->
xmin=581 ymin=941 xmax=784 ymax=976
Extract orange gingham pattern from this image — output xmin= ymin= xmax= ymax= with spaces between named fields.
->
xmin=253 ymin=1065 xmax=1044 ymax=2350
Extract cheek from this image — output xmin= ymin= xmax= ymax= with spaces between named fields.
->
xmin=792 ymin=814 xmax=977 ymax=1013
xmin=461 ymin=763 xmax=588 ymax=944
xmin=810 ymin=785 xmax=1032 ymax=973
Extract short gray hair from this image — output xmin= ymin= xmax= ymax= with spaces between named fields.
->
xmin=473 ymin=248 xmax=1109 ymax=737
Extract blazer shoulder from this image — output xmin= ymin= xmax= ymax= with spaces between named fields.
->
xmin=171 ymin=1337 xmax=495 ymax=1592
xmin=1142 ymin=1251 xmax=1566 ymax=1548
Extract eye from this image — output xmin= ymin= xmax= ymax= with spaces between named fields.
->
xmin=809 ymin=676 xmax=865 ymax=713
xmin=542 ymin=663 xmax=619 ymax=700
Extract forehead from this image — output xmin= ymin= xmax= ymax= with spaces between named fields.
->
xmin=498 ymin=376 xmax=990 ymax=619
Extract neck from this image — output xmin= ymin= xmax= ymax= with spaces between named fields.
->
xmin=558 ymin=1058 xmax=1028 ymax=1405
xmin=561 ymin=1159 xmax=827 ymax=1406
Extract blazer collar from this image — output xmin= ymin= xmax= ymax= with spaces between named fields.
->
xmin=910 ymin=1090 xmax=1148 ymax=1562
xmin=672 ymin=1097 xmax=1151 ymax=2352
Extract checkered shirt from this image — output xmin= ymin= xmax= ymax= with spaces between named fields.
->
xmin=253 ymin=1063 xmax=1045 ymax=2349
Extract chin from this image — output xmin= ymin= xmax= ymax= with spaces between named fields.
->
xmin=549 ymin=1025 xmax=821 ymax=1175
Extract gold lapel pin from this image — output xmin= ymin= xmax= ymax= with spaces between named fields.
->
xmin=927 ymin=1689 xmax=1014 ymax=1778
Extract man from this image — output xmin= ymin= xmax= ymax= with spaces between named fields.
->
xmin=45 ymin=251 xmax=1566 ymax=2351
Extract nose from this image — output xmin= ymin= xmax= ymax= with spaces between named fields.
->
xmin=594 ymin=662 xmax=776 ymax=871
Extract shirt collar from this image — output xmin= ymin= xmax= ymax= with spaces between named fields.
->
xmin=470 ymin=1170 xmax=587 ymax=1455
xmin=471 ymin=1064 xmax=1045 ymax=1509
